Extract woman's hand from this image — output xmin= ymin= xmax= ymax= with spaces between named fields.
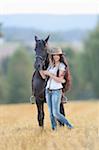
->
xmin=39 ymin=70 xmax=51 ymax=79
xmin=39 ymin=70 xmax=47 ymax=79
xmin=43 ymin=70 xmax=50 ymax=76
xmin=62 ymin=79 xmax=66 ymax=83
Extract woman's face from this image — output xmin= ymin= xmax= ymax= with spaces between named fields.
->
xmin=53 ymin=54 xmax=60 ymax=62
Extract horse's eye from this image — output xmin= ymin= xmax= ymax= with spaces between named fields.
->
xmin=43 ymin=40 xmax=46 ymax=46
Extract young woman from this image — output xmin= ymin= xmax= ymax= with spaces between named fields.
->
xmin=40 ymin=47 xmax=74 ymax=130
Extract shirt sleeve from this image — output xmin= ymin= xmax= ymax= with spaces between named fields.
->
xmin=59 ymin=63 xmax=66 ymax=71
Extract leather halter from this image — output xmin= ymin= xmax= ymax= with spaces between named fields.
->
xmin=36 ymin=55 xmax=43 ymax=60
xmin=36 ymin=54 xmax=47 ymax=70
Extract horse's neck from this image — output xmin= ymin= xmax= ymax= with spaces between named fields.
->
xmin=35 ymin=70 xmax=44 ymax=80
xmin=35 ymin=70 xmax=40 ymax=76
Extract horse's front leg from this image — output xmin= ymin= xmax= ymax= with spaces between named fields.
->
xmin=36 ymin=98 xmax=45 ymax=127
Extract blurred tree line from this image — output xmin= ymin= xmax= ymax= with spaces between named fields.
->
xmin=66 ymin=22 xmax=99 ymax=100
xmin=0 ymin=47 xmax=33 ymax=104
xmin=0 ymin=23 xmax=99 ymax=104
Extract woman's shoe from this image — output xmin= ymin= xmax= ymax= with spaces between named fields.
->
xmin=52 ymin=127 xmax=57 ymax=131
xmin=67 ymin=124 xmax=74 ymax=129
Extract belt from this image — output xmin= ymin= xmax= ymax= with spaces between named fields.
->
xmin=47 ymin=88 xmax=62 ymax=91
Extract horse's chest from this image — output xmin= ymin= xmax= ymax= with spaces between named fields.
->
xmin=33 ymin=74 xmax=45 ymax=89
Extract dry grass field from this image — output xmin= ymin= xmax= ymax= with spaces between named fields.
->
xmin=0 ymin=101 xmax=99 ymax=150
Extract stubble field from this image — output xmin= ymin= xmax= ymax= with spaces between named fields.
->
xmin=0 ymin=101 xmax=99 ymax=150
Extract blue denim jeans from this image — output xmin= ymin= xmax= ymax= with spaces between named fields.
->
xmin=45 ymin=89 xmax=73 ymax=130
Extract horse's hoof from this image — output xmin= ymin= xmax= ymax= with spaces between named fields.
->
xmin=39 ymin=126 xmax=44 ymax=132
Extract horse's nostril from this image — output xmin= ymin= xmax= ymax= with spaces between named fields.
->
xmin=38 ymin=64 xmax=40 ymax=68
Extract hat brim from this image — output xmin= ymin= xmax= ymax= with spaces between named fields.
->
xmin=47 ymin=47 xmax=63 ymax=55
xmin=50 ymin=52 xmax=62 ymax=55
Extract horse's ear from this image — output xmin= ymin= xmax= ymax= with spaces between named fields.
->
xmin=45 ymin=35 xmax=50 ymax=43
xmin=35 ymin=36 xmax=38 ymax=42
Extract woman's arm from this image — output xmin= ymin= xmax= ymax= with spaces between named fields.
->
xmin=43 ymin=70 xmax=65 ymax=83
xmin=39 ymin=70 xmax=47 ymax=79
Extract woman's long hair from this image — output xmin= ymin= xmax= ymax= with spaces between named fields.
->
xmin=51 ymin=54 xmax=72 ymax=92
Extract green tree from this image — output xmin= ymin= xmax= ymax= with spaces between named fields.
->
xmin=63 ymin=47 xmax=80 ymax=99
xmin=0 ymin=68 xmax=9 ymax=103
xmin=7 ymin=47 xmax=33 ymax=103
xmin=83 ymin=23 xmax=99 ymax=98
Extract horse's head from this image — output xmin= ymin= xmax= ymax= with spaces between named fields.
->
xmin=34 ymin=35 xmax=50 ymax=70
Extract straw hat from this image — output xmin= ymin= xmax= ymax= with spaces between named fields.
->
xmin=47 ymin=47 xmax=63 ymax=55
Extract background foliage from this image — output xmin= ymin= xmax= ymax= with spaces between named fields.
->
xmin=0 ymin=22 xmax=99 ymax=103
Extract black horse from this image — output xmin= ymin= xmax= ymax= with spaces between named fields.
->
xmin=32 ymin=35 xmax=65 ymax=127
